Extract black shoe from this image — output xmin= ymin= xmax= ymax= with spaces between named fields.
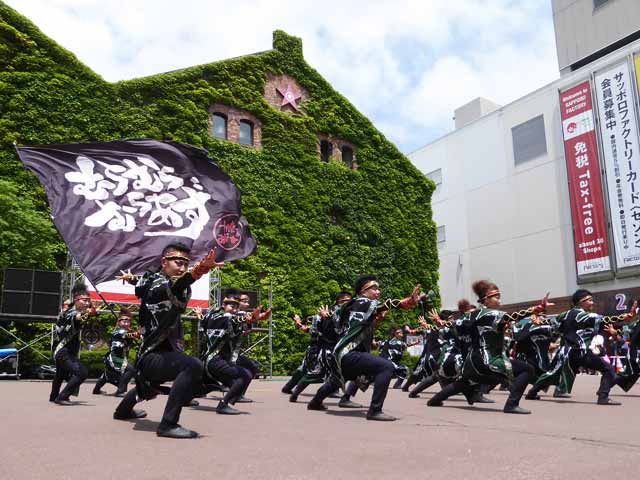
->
xmin=115 ymin=391 xmax=126 ymax=398
xmin=281 ymin=387 xmax=292 ymax=394
xmin=525 ymin=393 xmax=541 ymax=400
xmin=503 ymin=404 xmax=531 ymax=414
xmin=92 ymin=389 xmax=103 ymax=395
xmin=54 ymin=399 xmax=74 ymax=406
xmin=597 ymin=398 xmax=621 ymax=406
xmin=216 ymin=403 xmax=242 ymax=415
xmin=338 ymin=399 xmax=364 ymax=408
xmin=186 ymin=399 xmax=199 ymax=407
xmin=289 ymin=394 xmax=298 ymax=403
xmin=156 ymin=425 xmax=198 ymax=439
xmin=113 ymin=409 xmax=147 ymax=420
xmin=408 ymin=392 xmax=419 ymax=399
xmin=427 ymin=398 xmax=443 ymax=407
xmin=553 ymin=390 xmax=571 ymax=398
xmin=307 ymin=402 xmax=328 ymax=411
xmin=236 ymin=396 xmax=253 ymax=403
xmin=366 ymin=411 xmax=396 ymax=421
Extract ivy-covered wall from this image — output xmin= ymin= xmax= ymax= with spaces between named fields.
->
xmin=0 ymin=2 xmax=438 ymax=375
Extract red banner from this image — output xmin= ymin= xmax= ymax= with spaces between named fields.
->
xmin=560 ymin=81 xmax=611 ymax=276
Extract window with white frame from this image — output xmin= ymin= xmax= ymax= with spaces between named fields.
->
xmin=437 ymin=225 xmax=446 ymax=244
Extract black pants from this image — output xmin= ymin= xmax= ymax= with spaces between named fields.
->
xmin=577 ymin=351 xmax=616 ymax=400
xmin=338 ymin=380 xmax=360 ymax=402
xmin=95 ymin=363 xmax=136 ymax=394
xmin=311 ymin=351 xmax=394 ymax=414
xmin=114 ymin=350 xmax=202 ymax=428
xmin=205 ymin=356 xmax=253 ymax=405
xmin=433 ymin=359 xmax=533 ymax=407
xmin=616 ymin=346 xmax=640 ymax=391
xmin=507 ymin=359 xmax=535 ymax=406
xmin=282 ymin=369 xmax=304 ymax=393
xmin=409 ymin=374 xmax=438 ymax=395
xmin=532 ymin=350 xmax=615 ymax=400
xmin=237 ymin=355 xmax=261 ymax=379
xmin=50 ymin=349 xmax=88 ymax=401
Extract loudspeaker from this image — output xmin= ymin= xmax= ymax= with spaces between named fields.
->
xmin=1 ymin=269 xmax=62 ymax=317
xmin=34 ymin=270 xmax=62 ymax=293
xmin=1 ymin=291 xmax=30 ymax=315
xmin=4 ymin=269 xmax=32 ymax=291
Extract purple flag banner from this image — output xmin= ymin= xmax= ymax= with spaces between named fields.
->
xmin=15 ymin=139 xmax=256 ymax=284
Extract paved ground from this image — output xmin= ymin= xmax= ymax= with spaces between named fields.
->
xmin=2 ymin=376 xmax=639 ymax=479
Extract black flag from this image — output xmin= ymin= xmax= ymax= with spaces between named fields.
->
xmin=15 ymin=139 xmax=257 ymax=284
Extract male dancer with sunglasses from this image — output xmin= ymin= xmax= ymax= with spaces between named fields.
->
xmin=113 ymin=242 xmax=222 ymax=438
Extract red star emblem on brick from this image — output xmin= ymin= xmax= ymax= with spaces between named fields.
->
xmin=276 ymin=83 xmax=302 ymax=111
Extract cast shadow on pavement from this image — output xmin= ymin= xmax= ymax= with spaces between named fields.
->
xmin=61 ymin=401 xmax=93 ymax=406
xmin=324 ymin=410 xmax=368 ymax=418
xmin=536 ymin=399 xmax=594 ymax=405
xmin=448 ymin=406 xmax=503 ymax=413
xmin=132 ymin=419 xmax=162 ymax=432
xmin=191 ymin=405 xmax=250 ymax=414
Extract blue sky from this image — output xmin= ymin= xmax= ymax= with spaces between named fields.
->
xmin=6 ymin=0 xmax=560 ymax=154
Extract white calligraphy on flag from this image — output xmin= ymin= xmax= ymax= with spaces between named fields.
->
xmin=64 ymin=155 xmax=211 ymax=239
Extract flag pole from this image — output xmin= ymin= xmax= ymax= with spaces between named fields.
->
xmin=89 ymin=280 xmax=121 ymax=323
xmin=69 ymin=255 xmax=120 ymax=322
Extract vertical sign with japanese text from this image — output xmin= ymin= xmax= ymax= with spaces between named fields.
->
xmin=595 ymin=62 xmax=640 ymax=269
xmin=560 ymin=81 xmax=611 ymax=276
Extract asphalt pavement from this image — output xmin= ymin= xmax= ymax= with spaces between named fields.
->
xmin=1 ymin=375 xmax=638 ymax=479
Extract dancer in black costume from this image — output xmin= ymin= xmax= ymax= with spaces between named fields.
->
xmin=113 ymin=243 xmax=222 ymax=438
xmin=307 ymin=275 xmax=421 ymax=421
xmin=49 ymin=283 xmax=95 ymax=405
xmin=288 ymin=293 xmax=353 ymax=403
xmin=615 ymin=318 xmax=640 ymax=392
xmin=427 ymin=280 xmax=551 ymax=414
xmin=406 ymin=313 xmax=447 ymax=397
xmin=201 ymin=293 xmax=263 ymax=414
xmin=93 ymin=307 xmax=139 ymax=397
xmin=528 ymin=289 xmax=636 ymax=405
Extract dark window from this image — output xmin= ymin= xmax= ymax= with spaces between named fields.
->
xmin=212 ymin=113 xmax=227 ymax=140
xmin=594 ymin=0 xmax=609 ymax=9
xmin=320 ymin=140 xmax=333 ymax=163
xmin=437 ymin=225 xmax=446 ymax=244
xmin=512 ymin=115 xmax=547 ymax=165
xmin=341 ymin=146 xmax=354 ymax=168
xmin=330 ymin=205 xmax=344 ymax=225
xmin=239 ymin=120 xmax=253 ymax=146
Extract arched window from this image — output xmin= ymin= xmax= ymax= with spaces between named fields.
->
xmin=239 ymin=120 xmax=254 ymax=146
xmin=212 ymin=113 xmax=227 ymax=140
xmin=341 ymin=146 xmax=353 ymax=168
xmin=320 ymin=140 xmax=332 ymax=163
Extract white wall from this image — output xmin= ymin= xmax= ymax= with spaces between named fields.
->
xmin=410 ymin=36 xmax=640 ymax=307
xmin=553 ymin=0 xmax=640 ymax=73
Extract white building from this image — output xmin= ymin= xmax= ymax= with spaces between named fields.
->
xmin=410 ymin=0 xmax=640 ymax=312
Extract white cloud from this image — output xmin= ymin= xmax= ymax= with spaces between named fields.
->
xmin=4 ymin=0 xmax=559 ymax=152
